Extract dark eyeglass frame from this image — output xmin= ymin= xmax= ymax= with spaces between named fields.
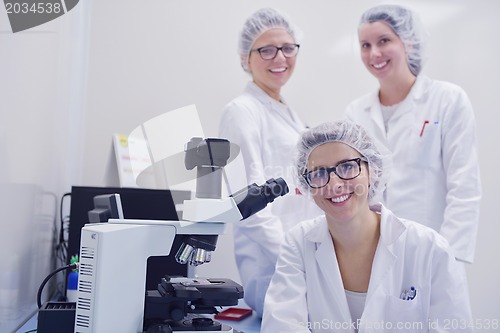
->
xmin=302 ymin=157 xmax=368 ymax=189
xmin=251 ymin=43 xmax=300 ymax=60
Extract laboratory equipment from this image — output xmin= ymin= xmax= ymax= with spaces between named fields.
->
xmin=74 ymin=137 xmax=289 ymax=333
xmin=87 ymin=193 xmax=124 ymax=223
xmin=67 ymin=186 xmax=192 ymax=289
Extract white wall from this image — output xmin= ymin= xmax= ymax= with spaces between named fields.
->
xmin=0 ymin=2 xmax=90 ymax=332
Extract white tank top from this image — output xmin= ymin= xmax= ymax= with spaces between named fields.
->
xmin=345 ymin=289 xmax=367 ymax=332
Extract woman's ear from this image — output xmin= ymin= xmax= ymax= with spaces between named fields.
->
xmin=404 ymin=42 xmax=413 ymax=54
xmin=241 ymin=54 xmax=250 ymax=73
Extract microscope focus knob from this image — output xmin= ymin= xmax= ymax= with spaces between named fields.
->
xmin=145 ymin=323 xmax=173 ymax=333
xmin=169 ymin=307 xmax=185 ymax=321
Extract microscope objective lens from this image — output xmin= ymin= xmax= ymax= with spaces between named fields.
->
xmin=175 ymin=243 xmax=194 ymax=264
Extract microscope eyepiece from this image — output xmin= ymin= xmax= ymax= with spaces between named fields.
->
xmin=230 ymin=177 xmax=289 ymax=220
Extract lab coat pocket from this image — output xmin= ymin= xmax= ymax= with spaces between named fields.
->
xmin=384 ymin=295 xmax=426 ymax=332
xmin=410 ymin=121 xmax=441 ymax=168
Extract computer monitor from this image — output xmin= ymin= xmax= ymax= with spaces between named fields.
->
xmin=88 ymin=193 xmax=124 ymax=222
xmin=68 ymin=186 xmax=191 ymax=288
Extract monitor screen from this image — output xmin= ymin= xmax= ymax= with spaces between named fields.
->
xmin=68 ymin=186 xmax=191 ymax=288
xmin=88 ymin=193 xmax=124 ymax=222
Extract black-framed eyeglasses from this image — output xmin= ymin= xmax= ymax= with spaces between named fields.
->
xmin=302 ymin=157 xmax=368 ymax=189
xmin=252 ymin=44 xmax=300 ymax=60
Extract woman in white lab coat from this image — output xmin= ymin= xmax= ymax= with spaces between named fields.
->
xmin=218 ymin=8 xmax=321 ymax=316
xmin=345 ymin=4 xmax=481 ymax=264
xmin=262 ymin=120 xmax=473 ymax=333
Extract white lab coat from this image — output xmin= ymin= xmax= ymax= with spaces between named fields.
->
xmin=262 ymin=204 xmax=473 ymax=333
xmin=219 ymin=81 xmax=322 ymax=316
xmin=345 ymin=75 xmax=481 ymax=263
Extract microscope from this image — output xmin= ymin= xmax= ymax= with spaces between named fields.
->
xmin=73 ymin=138 xmax=289 ymax=333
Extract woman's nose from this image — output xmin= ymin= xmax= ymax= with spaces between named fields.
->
xmin=370 ymin=45 xmax=382 ymax=58
xmin=273 ymin=49 xmax=287 ymax=61
xmin=327 ymin=171 xmax=344 ymax=190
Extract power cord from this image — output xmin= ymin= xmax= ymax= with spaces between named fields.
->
xmin=56 ymin=192 xmax=71 ymax=266
xmin=37 ymin=262 xmax=78 ymax=309
xmin=55 ymin=192 xmax=72 ymax=298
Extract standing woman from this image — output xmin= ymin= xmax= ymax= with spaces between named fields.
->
xmin=345 ymin=4 xmax=481 ymax=264
xmin=219 ymin=8 xmax=320 ymax=316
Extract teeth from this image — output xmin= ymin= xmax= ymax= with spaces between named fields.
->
xmin=270 ymin=67 xmax=286 ymax=73
xmin=331 ymin=194 xmax=349 ymax=203
xmin=373 ymin=61 xmax=387 ymax=69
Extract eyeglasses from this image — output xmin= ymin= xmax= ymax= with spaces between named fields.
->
xmin=302 ymin=157 xmax=368 ymax=189
xmin=252 ymin=44 xmax=300 ymax=60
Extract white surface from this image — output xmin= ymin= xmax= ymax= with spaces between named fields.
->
xmin=75 ymin=223 xmax=176 ymax=332
xmin=2 ymin=1 xmax=500 ymax=331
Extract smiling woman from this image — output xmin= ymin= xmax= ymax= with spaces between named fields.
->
xmin=218 ymin=7 xmax=322 ymax=317
xmin=262 ymin=120 xmax=474 ymax=333
xmin=345 ymin=3 xmax=481 ymax=266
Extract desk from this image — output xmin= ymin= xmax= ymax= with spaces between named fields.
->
xmin=15 ymin=312 xmax=36 ymax=333
xmin=15 ymin=302 xmax=261 ymax=333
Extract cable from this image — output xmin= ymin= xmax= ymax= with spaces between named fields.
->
xmin=59 ymin=193 xmax=71 ymax=245
xmin=57 ymin=192 xmax=71 ymax=264
xmin=50 ymin=192 xmax=72 ymax=299
xmin=22 ymin=329 xmax=37 ymax=333
xmin=37 ymin=263 xmax=78 ymax=309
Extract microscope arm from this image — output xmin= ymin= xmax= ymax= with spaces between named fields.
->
xmin=109 ymin=218 xmax=227 ymax=235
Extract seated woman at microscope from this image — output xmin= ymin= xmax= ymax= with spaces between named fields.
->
xmin=262 ymin=120 xmax=473 ymax=332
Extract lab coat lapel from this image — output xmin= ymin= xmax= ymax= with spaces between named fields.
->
xmin=315 ymin=233 xmax=352 ymax=323
xmin=366 ymin=207 xmax=403 ymax=304
xmin=385 ymin=76 xmax=428 ymax=152
xmin=385 ymin=101 xmax=414 ymax=153
xmin=364 ymin=92 xmax=386 ymax=140
xmin=366 ymin=238 xmax=396 ymax=305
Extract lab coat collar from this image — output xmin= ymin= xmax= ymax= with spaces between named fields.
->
xmin=358 ymin=91 xmax=386 ymax=138
xmin=244 ymin=81 xmax=304 ymax=132
xmin=356 ymin=75 xmax=431 ymax=137
xmin=245 ymin=81 xmax=285 ymax=109
xmin=371 ymin=203 xmax=406 ymax=246
xmin=302 ymin=204 xmax=406 ymax=245
xmin=357 ymin=75 xmax=430 ymax=111
xmin=410 ymin=74 xmax=431 ymax=102
xmin=303 ymin=215 xmax=329 ymax=243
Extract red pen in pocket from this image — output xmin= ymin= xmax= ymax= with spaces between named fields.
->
xmin=420 ymin=120 xmax=429 ymax=137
